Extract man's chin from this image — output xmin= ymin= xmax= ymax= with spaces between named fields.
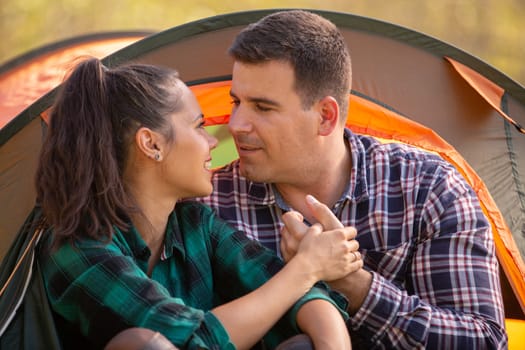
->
xmin=239 ymin=162 xmax=266 ymax=182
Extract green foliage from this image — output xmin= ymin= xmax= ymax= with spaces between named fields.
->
xmin=0 ymin=0 xmax=523 ymax=85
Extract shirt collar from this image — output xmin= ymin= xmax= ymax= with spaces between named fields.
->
xmin=345 ymin=128 xmax=369 ymax=203
xmin=271 ymin=184 xmax=291 ymax=211
xmin=118 ymin=210 xmax=186 ymax=262
xmin=161 ymin=210 xmax=185 ymax=260
xmin=119 ymin=224 xmax=151 ymax=262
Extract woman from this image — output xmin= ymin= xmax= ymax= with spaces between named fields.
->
xmin=36 ymin=58 xmax=361 ymax=349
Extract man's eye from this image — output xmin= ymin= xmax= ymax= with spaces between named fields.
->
xmin=230 ymin=99 xmax=240 ymax=106
xmin=255 ymin=104 xmax=271 ymax=112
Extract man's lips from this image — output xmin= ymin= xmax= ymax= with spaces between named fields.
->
xmin=237 ymin=144 xmax=261 ymax=151
xmin=236 ymin=144 xmax=263 ymax=158
xmin=234 ymin=136 xmax=264 ymax=155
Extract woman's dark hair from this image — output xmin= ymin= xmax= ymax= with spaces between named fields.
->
xmin=35 ymin=58 xmax=183 ymax=244
xmin=229 ymin=10 xmax=352 ymax=121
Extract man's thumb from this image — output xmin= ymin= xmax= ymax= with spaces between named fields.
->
xmin=305 ymin=194 xmax=344 ymax=230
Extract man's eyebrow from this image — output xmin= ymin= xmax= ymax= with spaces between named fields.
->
xmin=229 ymin=90 xmax=281 ymax=107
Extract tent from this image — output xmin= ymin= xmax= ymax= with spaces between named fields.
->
xmin=0 ymin=31 xmax=152 ymax=258
xmin=1 ymin=9 xmax=524 ymax=348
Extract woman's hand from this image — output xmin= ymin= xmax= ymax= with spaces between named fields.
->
xmin=290 ymin=222 xmax=361 ymax=282
xmin=281 ymin=195 xmax=362 ymax=282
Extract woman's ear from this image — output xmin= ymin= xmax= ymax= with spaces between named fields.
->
xmin=317 ymin=96 xmax=340 ymax=136
xmin=135 ymin=127 xmax=162 ymax=161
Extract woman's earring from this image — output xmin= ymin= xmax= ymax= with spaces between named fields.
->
xmin=154 ymin=152 xmax=161 ymax=161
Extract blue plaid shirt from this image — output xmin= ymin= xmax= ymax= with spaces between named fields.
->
xmin=197 ymin=128 xmax=507 ymax=349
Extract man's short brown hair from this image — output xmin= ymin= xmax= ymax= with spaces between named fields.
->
xmin=229 ymin=10 xmax=352 ymax=120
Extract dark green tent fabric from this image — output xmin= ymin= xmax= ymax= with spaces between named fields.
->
xmin=0 ymin=206 xmax=61 ymax=350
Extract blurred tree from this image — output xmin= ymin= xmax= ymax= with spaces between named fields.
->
xmin=0 ymin=0 xmax=523 ymax=84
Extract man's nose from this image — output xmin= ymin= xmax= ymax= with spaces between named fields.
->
xmin=228 ymin=106 xmax=252 ymax=134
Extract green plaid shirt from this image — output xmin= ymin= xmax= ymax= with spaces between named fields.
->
xmin=39 ymin=201 xmax=347 ymax=349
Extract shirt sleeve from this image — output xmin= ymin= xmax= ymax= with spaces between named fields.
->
xmin=349 ymin=164 xmax=508 ymax=349
xmin=39 ymin=235 xmax=235 ymax=350
xmin=201 ymin=204 xmax=349 ymax=347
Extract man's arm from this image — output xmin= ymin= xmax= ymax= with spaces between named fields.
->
xmin=281 ymin=194 xmax=507 ymax=349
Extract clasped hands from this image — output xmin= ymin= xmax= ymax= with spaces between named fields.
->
xmin=280 ymin=195 xmax=363 ymax=282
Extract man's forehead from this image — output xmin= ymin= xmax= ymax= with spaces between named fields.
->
xmin=231 ymin=62 xmax=295 ymax=96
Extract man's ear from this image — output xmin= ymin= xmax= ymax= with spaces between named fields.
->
xmin=135 ymin=127 xmax=161 ymax=160
xmin=317 ymin=96 xmax=340 ymax=136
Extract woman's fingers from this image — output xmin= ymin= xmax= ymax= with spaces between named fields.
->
xmin=280 ymin=210 xmax=308 ymax=260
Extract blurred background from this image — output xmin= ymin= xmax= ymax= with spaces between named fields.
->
xmin=1 ymin=0 xmax=524 ymax=85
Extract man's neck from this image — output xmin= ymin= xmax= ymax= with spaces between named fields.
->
xmin=276 ymin=137 xmax=352 ymax=223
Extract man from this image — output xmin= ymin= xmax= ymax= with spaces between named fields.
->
xmin=198 ymin=9 xmax=507 ymax=349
